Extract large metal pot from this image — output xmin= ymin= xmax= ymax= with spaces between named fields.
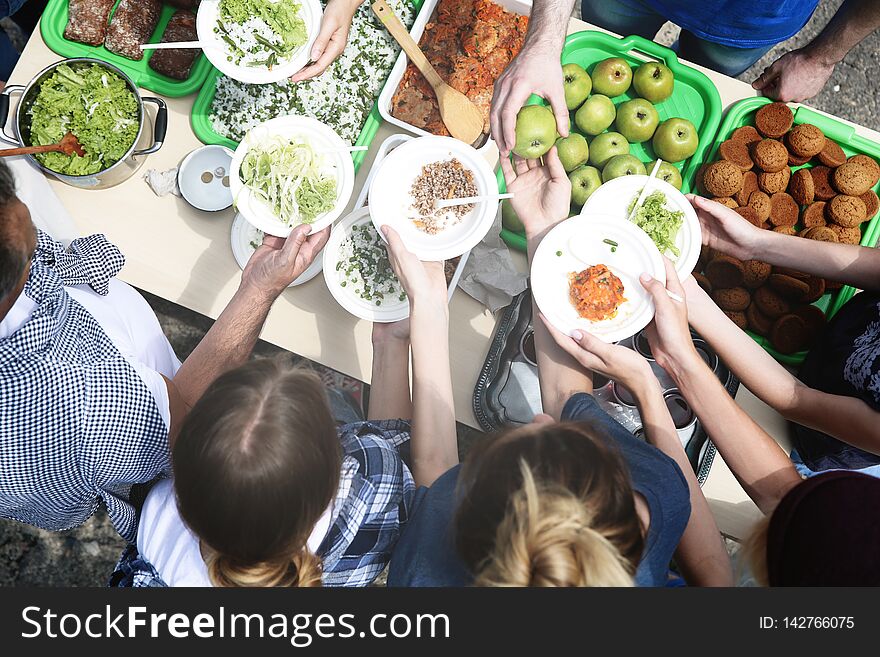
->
xmin=0 ymin=57 xmax=167 ymax=190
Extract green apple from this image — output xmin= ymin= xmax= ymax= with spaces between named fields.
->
xmin=555 ymin=133 xmax=589 ymax=172
xmin=590 ymin=57 xmax=632 ymax=98
xmin=501 ymin=199 xmax=524 ymax=233
xmin=513 ymin=105 xmax=558 ymax=159
xmin=652 ymin=117 xmax=699 ymax=163
xmin=588 ymin=131 xmax=629 ymax=168
xmin=602 ymin=154 xmax=647 ymax=182
xmin=568 ymin=165 xmax=602 ymax=208
xmin=574 ymin=94 xmax=615 ymax=136
xmin=562 ymin=63 xmax=591 ymax=110
xmin=656 ymin=161 xmax=683 ymax=190
xmin=614 ymin=98 xmax=659 ymax=143
xmin=633 ymin=62 xmax=675 ymax=103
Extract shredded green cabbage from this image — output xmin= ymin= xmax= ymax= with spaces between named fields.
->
xmin=238 ymin=135 xmax=337 ymax=226
xmin=27 ymin=64 xmax=138 ymax=176
xmin=218 ymin=0 xmax=308 ymax=67
xmin=627 ymin=190 xmax=683 ymax=258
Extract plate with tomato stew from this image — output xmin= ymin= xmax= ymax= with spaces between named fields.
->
xmin=531 ymin=214 xmax=666 ymax=343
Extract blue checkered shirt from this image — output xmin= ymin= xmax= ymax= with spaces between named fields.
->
xmin=0 ymin=231 xmax=169 ymax=543
xmin=111 ymin=420 xmax=415 ymax=587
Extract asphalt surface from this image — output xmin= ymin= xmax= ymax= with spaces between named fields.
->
xmin=1 ymin=0 xmax=877 ymax=586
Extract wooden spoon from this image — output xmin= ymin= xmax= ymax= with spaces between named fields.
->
xmin=0 ymin=132 xmax=85 ymax=158
xmin=372 ymin=0 xmax=484 ymax=145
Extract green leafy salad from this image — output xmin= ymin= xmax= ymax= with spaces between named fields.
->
xmin=217 ymin=0 xmax=308 ymax=67
xmin=239 ymin=136 xmax=337 ymax=226
xmin=27 ymin=64 xmax=138 ymax=176
xmin=627 ymin=190 xmax=684 ymax=258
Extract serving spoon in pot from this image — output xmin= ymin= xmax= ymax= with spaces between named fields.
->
xmin=0 ymin=132 xmax=85 ymax=158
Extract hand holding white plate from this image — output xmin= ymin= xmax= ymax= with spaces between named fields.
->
xmin=531 ymin=214 xmax=666 ymax=343
xmin=230 ymin=214 xmax=323 ymax=286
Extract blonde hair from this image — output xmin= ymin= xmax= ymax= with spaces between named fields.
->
xmin=204 ymin=548 xmax=323 ymax=588
xmin=473 ymin=463 xmax=634 ymax=587
xmin=740 ymin=515 xmax=771 ymax=586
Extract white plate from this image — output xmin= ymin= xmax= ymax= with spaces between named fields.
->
xmin=230 ymin=213 xmax=323 ymax=286
xmin=196 ymin=0 xmax=321 ymax=84
xmin=367 ymin=136 xmax=497 ymax=261
xmin=531 ymin=214 xmax=666 ymax=343
xmin=178 ymin=145 xmax=234 ymax=212
xmin=323 ymin=207 xmax=409 ymax=323
xmin=581 ymin=175 xmax=701 ymax=279
xmin=230 ymin=115 xmax=355 ymax=237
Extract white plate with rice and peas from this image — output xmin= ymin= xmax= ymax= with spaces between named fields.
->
xmin=581 ymin=175 xmax=701 ymax=279
xmin=367 ymin=136 xmax=498 ymax=261
xmin=197 ymin=0 xmax=322 ymax=84
xmin=324 ymin=207 xmax=410 ymax=323
xmin=231 ymin=213 xmax=324 ymax=286
xmin=531 ymin=214 xmax=666 ymax=343
xmin=230 ymin=115 xmax=355 ymax=237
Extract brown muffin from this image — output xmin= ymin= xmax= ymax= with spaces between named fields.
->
xmin=745 ymin=191 xmax=770 ymax=222
xmin=810 ymin=166 xmax=837 ymax=200
xmin=754 ymin=286 xmax=791 ymax=318
xmin=826 ymin=280 xmax=844 ymax=291
xmin=847 ymin=154 xmax=880 ymax=186
xmin=719 ymin=139 xmax=753 ymax=171
xmin=801 ymin=201 xmax=827 ymax=228
xmin=692 ymin=271 xmax=713 ymax=294
xmin=833 ymin=162 xmax=874 ymax=196
xmin=828 ymin=223 xmax=862 ymax=244
xmin=801 ymin=225 xmax=840 ymax=242
xmin=742 ymin=260 xmax=771 ymax=289
xmin=786 ymin=124 xmax=825 ymax=157
xmin=788 ymin=169 xmax=815 ymax=205
xmin=802 ymin=276 xmax=826 ymax=303
xmin=755 ymin=102 xmax=793 ymax=138
xmin=731 ymin=125 xmax=762 ymax=145
xmin=703 ymin=160 xmax=744 ymax=197
xmin=705 ymin=254 xmax=745 ymax=289
xmin=752 ymin=139 xmax=789 ymax=172
xmin=787 ymin=150 xmax=812 ymax=167
xmin=773 ymin=267 xmax=810 ymax=280
xmin=769 ymin=192 xmax=799 ymax=226
xmin=859 ymin=190 xmax=880 ymax=220
xmin=734 ymin=205 xmax=762 ymax=227
xmin=713 ymin=287 xmax=751 ymax=312
xmin=769 ymin=273 xmax=810 ymax=301
xmin=734 ymin=171 xmax=759 ymax=206
xmin=827 ymin=194 xmax=867 ymax=227
xmin=759 ymin=167 xmax=791 ymax=194
xmin=773 ymin=226 xmax=797 ymax=235
xmin=817 ymin=139 xmax=846 ymax=168
xmin=793 ymin=304 xmax=826 ymax=340
xmin=770 ymin=314 xmax=809 ymax=354
xmin=747 ymin=302 xmax=774 ymax=335
xmin=724 ymin=310 xmax=749 ymax=330
xmin=711 ymin=196 xmax=739 ymax=209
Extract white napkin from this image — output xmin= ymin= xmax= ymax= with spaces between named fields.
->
xmin=143 ymin=167 xmax=181 ymax=197
xmin=7 ymin=154 xmax=78 ymax=245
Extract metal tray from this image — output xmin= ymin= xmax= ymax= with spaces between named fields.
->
xmin=473 ymin=291 xmax=740 ymax=484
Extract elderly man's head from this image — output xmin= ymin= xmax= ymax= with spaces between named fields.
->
xmin=0 ymin=161 xmax=35 ymax=318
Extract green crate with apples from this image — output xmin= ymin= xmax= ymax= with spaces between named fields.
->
xmin=499 ymin=30 xmax=722 ymax=250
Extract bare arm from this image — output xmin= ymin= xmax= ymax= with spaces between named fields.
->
xmin=368 ymin=321 xmax=412 ymax=421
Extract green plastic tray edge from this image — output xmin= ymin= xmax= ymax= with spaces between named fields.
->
xmin=40 ymin=0 xmax=213 ymax=98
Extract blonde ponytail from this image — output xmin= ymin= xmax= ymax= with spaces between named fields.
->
xmin=473 ymin=463 xmax=635 ymax=587
xmin=204 ymin=547 xmax=323 ymax=588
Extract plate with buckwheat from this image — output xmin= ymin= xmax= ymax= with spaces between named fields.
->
xmin=367 ymin=136 xmax=497 ymax=261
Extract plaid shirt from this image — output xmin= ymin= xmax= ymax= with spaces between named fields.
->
xmin=0 ymin=231 xmax=169 ymax=543
xmin=111 ymin=420 xmax=415 ymax=587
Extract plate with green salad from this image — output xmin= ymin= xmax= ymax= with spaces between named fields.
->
xmin=581 ymin=175 xmax=701 ymax=279
xmin=197 ymin=0 xmax=322 ymax=84
xmin=230 ymin=115 xmax=355 ymax=237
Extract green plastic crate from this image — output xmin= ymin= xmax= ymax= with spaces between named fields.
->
xmin=500 ymin=30 xmax=723 ymax=251
xmin=686 ymin=96 xmax=880 ymax=366
xmin=190 ymin=0 xmax=425 ymax=173
xmin=40 ymin=0 xmax=213 ymax=97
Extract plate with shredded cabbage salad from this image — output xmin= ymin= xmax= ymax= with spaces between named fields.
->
xmin=580 ymin=174 xmax=701 ymax=278
xmin=197 ymin=0 xmax=322 ymax=84
xmin=230 ymin=115 xmax=354 ymax=236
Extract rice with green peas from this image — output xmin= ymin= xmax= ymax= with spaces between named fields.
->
xmin=337 ymin=223 xmax=406 ymax=306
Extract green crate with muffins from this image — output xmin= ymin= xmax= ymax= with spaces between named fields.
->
xmin=687 ymin=96 xmax=880 ymax=366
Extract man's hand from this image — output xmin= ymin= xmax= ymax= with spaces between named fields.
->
xmin=490 ymin=45 xmax=568 ymax=156
xmin=290 ymin=0 xmax=358 ymax=83
xmin=688 ymin=194 xmax=764 ymax=261
xmin=372 ymin=318 xmax=410 ymax=344
xmin=751 ymin=48 xmax=835 ymax=103
xmin=500 ymin=146 xmax=571 ymax=240
xmin=241 ymin=224 xmax=330 ymax=299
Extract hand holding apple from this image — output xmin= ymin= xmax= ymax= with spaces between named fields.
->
xmin=499 ymin=146 xmax=572 ymax=241
xmin=512 ymin=105 xmax=558 ymax=159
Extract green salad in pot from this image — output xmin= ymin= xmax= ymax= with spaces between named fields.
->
xmin=27 ymin=64 xmax=139 ymax=176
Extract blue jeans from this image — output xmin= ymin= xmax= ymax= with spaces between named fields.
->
xmin=580 ymin=0 xmax=773 ymax=77
xmin=790 ymin=449 xmax=880 ymax=480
